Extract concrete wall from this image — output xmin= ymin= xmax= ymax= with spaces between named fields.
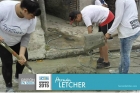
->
xmin=45 ymin=0 xmax=140 ymax=21
xmin=79 ymin=0 xmax=93 ymax=10
xmin=45 ymin=0 xmax=93 ymax=20
xmin=45 ymin=0 xmax=72 ymax=20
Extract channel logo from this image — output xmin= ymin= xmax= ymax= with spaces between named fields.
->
xmin=21 ymin=78 xmax=35 ymax=85
xmin=19 ymin=74 xmax=36 ymax=90
xmin=39 ymin=76 xmax=49 ymax=80
xmin=36 ymin=74 xmax=52 ymax=90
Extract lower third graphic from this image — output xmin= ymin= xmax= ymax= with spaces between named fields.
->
xmin=36 ymin=74 xmax=52 ymax=90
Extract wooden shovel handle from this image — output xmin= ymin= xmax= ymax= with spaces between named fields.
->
xmin=0 ymin=41 xmax=32 ymax=70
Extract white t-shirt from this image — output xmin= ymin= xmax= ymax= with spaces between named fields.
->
xmin=0 ymin=1 xmax=37 ymax=46
xmin=108 ymin=0 xmax=140 ymax=38
xmin=81 ymin=5 xmax=109 ymax=27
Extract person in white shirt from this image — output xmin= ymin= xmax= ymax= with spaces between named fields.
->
xmin=0 ymin=0 xmax=41 ymax=92
xmin=69 ymin=5 xmax=114 ymax=68
xmin=94 ymin=0 xmax=113 ymax=68
xmin=105 ymin=0 xmax=140 ymax=74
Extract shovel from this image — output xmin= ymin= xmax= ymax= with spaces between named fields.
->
xmin=0 ymin=41 xmax=35 ymax=74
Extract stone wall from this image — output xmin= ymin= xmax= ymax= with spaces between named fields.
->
xmin=45 ymin=0 xmax=93 ymax=20
xmin=45 ymin=0 xmax=140 ymax=21
xmin=79 ymin=0 xmax=93 ymax=10
xmin=45 ymin=0 xmax=71 ymax=20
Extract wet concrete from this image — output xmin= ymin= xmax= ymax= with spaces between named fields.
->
xmin=44 ymin=14 xmax=140 ymax=60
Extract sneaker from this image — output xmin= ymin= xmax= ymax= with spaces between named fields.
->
xmin=97 ymin=62 xmax=111 ymax=69
xmin=97 ymin=58 xmax=104 ymax=64
xmin=109 ymin=69 xmax=119 ymax=74
xmin=6 ymin=87 xmax=14 ymax=92
xmin=109 ymin=36 xmax=113 ymax=39
xmin=14 ymin=78 xmax=18 ymax=84
xmin=103 ymin=62 xmax=111 ymax=68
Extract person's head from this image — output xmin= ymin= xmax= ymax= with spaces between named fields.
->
xmin=20 ymin=0 xmax=41 ymax=20
xmin=69 ymin=10 xmax=82 ymax=24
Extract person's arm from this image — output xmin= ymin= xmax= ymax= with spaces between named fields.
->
xmin=19 ymin=47 xmax=26 ymax=56
xmin=19 ymin=33 xmax=30 ymax=56
xmin=82 ymin=16 xmax=93 ymax=34
xmin=20 ymin=34 xmax=31 ymax=47
xmin=18 ymin=46 xmax=27 ymax=65
xmin=18 ymin=18 xmax=37 ymax=65
xmin=100 ymin=0 xmax=108 ymax=7
xmin=107 ymin=0 xmax=124 ymax=35
xmin=20 ymin=34 xmax=31 ymax=56
xmin=87 ymin=26 xmax=93 ymax=34
xmin=18 ymin=34 xmax=31 ymax=65
xmin=20 ymin=17 xmax=36 ymax=50
xmin=0 ymin=36 xmax=4 ymax=42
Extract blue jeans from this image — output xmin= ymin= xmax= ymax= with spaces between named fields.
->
xmin=119 ymin=31 xmax=140 ymax=74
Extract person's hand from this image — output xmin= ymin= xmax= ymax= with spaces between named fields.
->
xmin=105 ymin=33 xmax=111 ymax=39
xmin=0 ymin=36 xmax=4 ymax=42
xmin=102 ymin=4 xmax=108 ymax=7
xmin=18 ymin=54 xmax=27 ymax=65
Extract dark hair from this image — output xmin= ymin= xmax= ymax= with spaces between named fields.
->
xmin=20 ymin=0 xmax=41 ymax=16
xmin=69 ymin=10 xmax=81 ymax=21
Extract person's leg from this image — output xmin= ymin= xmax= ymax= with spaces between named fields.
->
xmin=99 ymin=47 xmax=103 ymax=58
xmin=99 ymin=26 xmax=103 ymax=58
xmin=100 ymin=25 xmax=109 ymax=63
xmin=119 ymin=38 xmax=133 ymax=74
xmin=97 ymin=25 xmax=110 ymax=68
xmin=100 ymin=20 xmax=114 ymax=63
xmin=97 ymin=26 xmax=104 ymax=63
xmin=100 ymin=20 xmax=114 ymax=68
xmin=119 ymin=31 xmax=140 ymax=73
xmin=98 ymin=13 xmax=114 ymax=69
xmin=101 ymin=42 xmax=109 ymax=62
xmin=11 ymin=43 xmax=28 ymax=79
xmin=99 ymin=42 xmax=110 ymax=68
xmin=119 ymin=42 xmax=124 ymax=73
xmin=0 ymin=45 xmax=13 ymax=88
